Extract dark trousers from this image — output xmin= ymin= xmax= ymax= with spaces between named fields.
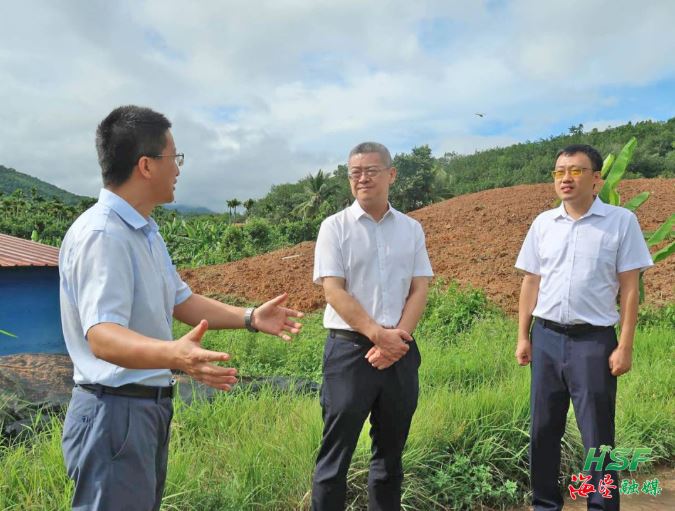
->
xmin=530 ymin=319 xmax=620 ymax=511
xmin=62 ymin=386 xmax=173 ymax=511
xmin=311 ymin=331 xmax=420 ymax=511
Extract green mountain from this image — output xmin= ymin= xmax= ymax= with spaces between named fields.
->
xmin=0 ymin=165 xmax=89 ymax=204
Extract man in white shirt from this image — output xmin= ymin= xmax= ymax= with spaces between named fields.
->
xmin=60 ymin=105 xmax=304 ymax=511
xmin=311 ymin=142 xmax=434 ymax=511
xmin=515 ymin=144 xmax=653 ymax=510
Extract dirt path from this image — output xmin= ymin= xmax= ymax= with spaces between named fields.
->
xmin=181 ymin=179 xmax=675 ymax=314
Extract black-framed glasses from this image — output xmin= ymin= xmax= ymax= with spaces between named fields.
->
xmin=148 ymin=153 xmax=184 ymax=167
xmin=347 ymin=166 xmax=389 ymax=181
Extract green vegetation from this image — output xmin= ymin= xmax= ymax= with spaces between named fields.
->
xmin=0 ymin=165 xmax=86 ymax=205
xmin=1 ymin=284 xmax=672 ymax=510
xmin=2 ymin=119 xmax=674 ymax=267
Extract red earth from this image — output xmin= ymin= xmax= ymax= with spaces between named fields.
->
xmin=181 ymin=178 xmax=674 ymax=315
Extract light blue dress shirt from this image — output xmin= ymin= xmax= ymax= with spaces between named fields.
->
xmin=59 ymin=189 xmax=192 ymax=387
xmin=313 ymin=201 xmax=434 ymax=330
xmin=515 ymin=197 xmax=653 ymax=326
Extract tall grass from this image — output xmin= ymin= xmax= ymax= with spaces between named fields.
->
xmin=1 ymin=284 xmax=672 ymax=510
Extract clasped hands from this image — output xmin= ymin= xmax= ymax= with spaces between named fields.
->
xmin=175 ymin=293 xmax=303 ymax=391
xmin=365 ymin=327 xmax=413 ymax=370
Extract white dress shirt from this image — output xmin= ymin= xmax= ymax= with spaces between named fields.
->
xmin=59 ymin=189 xmax=192 ymax=387
xmin=515 ymin=197 xmax=653 ymax=326
xmin=313 ymin=201 xmax=434 ymax=330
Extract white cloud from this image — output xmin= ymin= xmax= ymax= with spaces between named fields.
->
xmin=1 ymin=0 xmax=673 ymax=210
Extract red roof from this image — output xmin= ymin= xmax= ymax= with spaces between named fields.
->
xmin=0 ymin=233 xmax=60 ymax=267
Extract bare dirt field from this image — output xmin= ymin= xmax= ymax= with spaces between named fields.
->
xmin=181 ymin=178 xmax=675 ymax=315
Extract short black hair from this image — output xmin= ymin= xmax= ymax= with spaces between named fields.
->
xmin=96 ymin=105 xmax=171 ymax=187
xmin=555 ymin=144 xmax=603 ymax=172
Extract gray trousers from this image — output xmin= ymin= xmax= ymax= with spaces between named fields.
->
xmin=62 ymin=386 xmax=173 ymax=511
xmin=530 ymin=319 xmax=619 ymax=511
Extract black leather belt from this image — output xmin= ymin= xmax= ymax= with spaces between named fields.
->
xmin=77 ymin=383 xmax=174 ymax=400
xmin=537 ymin=318 xmax=612 ymax=336
xmin=329 ymin=329 xmax=374 ymax=347
xmin=329 ymin=329 xmax=415 ymax=346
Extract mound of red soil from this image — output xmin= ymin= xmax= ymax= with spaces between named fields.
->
xmin=180 ymin=179 xmax=674 ymax=315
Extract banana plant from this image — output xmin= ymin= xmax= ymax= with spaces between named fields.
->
xmin=599 ymin=137 xmax=675 ymax=301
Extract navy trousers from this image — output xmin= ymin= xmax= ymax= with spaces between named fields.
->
xmin=62 ymin=386 xmax=173 ymax=511
xmin=530 ymin=319 xmax=620 ymax=511
xmin=311 ymin=331 xmax=420 ymax=511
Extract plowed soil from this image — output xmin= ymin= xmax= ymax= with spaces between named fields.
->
xmin=180 ymin=179 xmax=674 ymax=315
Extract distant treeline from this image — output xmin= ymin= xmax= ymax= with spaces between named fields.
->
xmin=250 ymin=118 xmax=675 ymax=221
xmin=1 ymin=118 xmax=673 ymax=267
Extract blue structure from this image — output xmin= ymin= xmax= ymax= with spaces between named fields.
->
xmin=0 ymin=234 xmax=66 ymax=355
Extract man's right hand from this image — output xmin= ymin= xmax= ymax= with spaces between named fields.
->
xmin=372 ymin=328 xmax=411 ymax=361
xmin=515 ymin=338 xmax=532 ymax=366
xmin=173 ymin=320 xmax=239 ymax=391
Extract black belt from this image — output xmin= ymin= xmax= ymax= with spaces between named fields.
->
xmin=77 ymin=383 xmax=174 ymax=400
xmin=329 ymin=329 xmax=374 ymax=347
xmin=329 ymin=329 xmax=415 ymax=347
xmin=537 ymin=318 xmax=612 ymax=336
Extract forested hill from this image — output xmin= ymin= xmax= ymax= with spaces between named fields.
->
xmin=0 ymin=165 xmax=87 ymax=204
xmin=439 ymin=118 xmax=675 ymax=197
xmin=251 ymin=118 xmax=675 ymax=219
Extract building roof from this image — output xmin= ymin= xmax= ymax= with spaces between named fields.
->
xmin=0 ymin=233 xmax=60 ymax=267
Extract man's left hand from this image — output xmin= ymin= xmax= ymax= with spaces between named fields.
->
xmin=608 ymin=345 xmax=632 ymax=377
xmin=365 ymin=346 xmax=396 ymax=370
xmin=252 ymin=293 xmax=304 ymax=341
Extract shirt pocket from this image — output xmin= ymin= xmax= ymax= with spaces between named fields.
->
xmin=575 ymin=225 xmax=619 ymax=278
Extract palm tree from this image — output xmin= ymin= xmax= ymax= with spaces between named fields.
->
xmin=243 ymin=199 xmax=255 ymax=216
xmin=226 ymin=199 xmax=236 ymax=220
xmin=293 ymin=170 xmax=336 ymax=219
xmin=230 ymin=198 xmax=242 ymax=219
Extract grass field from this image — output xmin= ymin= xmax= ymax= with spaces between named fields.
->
xmin=0 ymin=284 xmax=673 ymax=510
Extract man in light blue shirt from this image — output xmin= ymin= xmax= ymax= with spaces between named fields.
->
xmin=515 ymin=144 xmax=653 ymax=510
xmin=59 ymin=105 xmax=304 ymax=511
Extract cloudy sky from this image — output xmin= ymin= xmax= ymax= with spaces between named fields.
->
xmin=1 ymin=0 xmax=674 ymax=211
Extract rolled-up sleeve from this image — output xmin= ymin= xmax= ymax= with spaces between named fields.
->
xmin=313 ymin=219 xmax=345 ymax=284
xmin=71 ymin=231 xmax=133 ymax=336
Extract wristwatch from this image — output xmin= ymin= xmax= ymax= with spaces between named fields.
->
xmin=244 ymin=307 xmax=258 ymax=333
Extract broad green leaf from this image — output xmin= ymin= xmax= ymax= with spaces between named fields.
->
xmin=652 ymin=240 xmax=675 ymax=264
xmin=0 ymin=329 xmax=17 ymax=338
xmin=647 ymin=214 xmax=675 ymax=246
xmin=623 ymin=191 xmax=650 ymax=212
xmin=601 ymin=153 xmax=615 ymax=179
xmin=599 ymin=137 xmax=637 ymax=203
xmin=608 ymin=187 xmax=620 ymax=206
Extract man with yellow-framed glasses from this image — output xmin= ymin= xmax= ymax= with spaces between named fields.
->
xmin=514 ymin=144 xmax=653 ymax=510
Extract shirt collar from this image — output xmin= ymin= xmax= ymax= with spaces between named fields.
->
xmin=554 ymin=196 xmax=608 ymax=220
xmin=98 ymin=188 xmax=151 ymax=231
xmin=349 ymin=200 xmax=395 ymax=222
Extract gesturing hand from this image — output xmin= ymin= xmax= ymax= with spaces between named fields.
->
xmin=253 ymin=293 xmax=304 ymax=341
xmin=372 ymin=328 xmax=410 ymax=362
xmin=174 ymin=320 xmax=238 ymax=391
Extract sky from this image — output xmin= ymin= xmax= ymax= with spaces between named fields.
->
xmin=1 ymin=0 xmax=674 ymax=211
